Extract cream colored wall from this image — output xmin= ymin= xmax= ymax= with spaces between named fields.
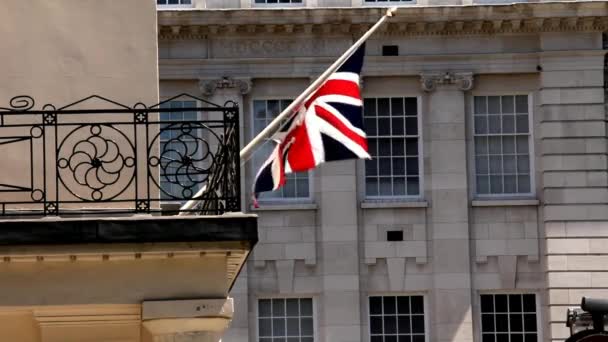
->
xmin=0 ymin=0 xmax=159 ymax=211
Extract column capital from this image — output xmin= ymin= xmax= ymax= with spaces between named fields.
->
xmin=199 ymin=77 xmax=252 ymax=97
xmin=420 ymin=72 xmax=474 ymax=92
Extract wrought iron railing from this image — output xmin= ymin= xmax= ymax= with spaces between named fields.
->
xmin=0 ymin=94 xmax=240 ymax=216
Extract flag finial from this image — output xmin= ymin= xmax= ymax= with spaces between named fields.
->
xmin=387 ymin=7 xmax=398 ymax=17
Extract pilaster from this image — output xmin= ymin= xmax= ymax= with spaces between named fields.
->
xmin=420 ymin=71 xmax=474 ymax=342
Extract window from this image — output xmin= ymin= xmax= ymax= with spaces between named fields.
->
xmin=159 ymin=100 xmax=201 ymax=200
xmin=473 ymin=95 xmax=532 ymax=196
xmin=157 ymin=0 xmax=192 ymax=6
xmin=369 ymin=295 xmax=425 ymax=342
xmin=255 ymin=0 xmax=302 ymax=4
xmin=252 ymin=99 xmax=310 ymax=200
xmin=365 ymin=0 xmax=413 ymax=2
xmin=258 ymin=298 xmax=314 ymax=342
xmin=364 ymin=97 xmax=420 ymax=198
xmin=480 ymin=294 xmax=538 ymax=342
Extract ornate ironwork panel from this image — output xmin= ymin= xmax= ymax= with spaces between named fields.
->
xmin=0 ymin=94 xmax=240 ymax=216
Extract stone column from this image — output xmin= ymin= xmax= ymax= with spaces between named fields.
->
xmin=539 ymin=32 xmax=607 ymax=340
xmin=199 ymin=77 xmax=251 ymax=209
xmin=420 ymin=72 xmax=474 ymax=342
xmin=317 ymin=158 xmax=361 ymax=342
xmin=198 ymin=77 xmax=251 ymax=342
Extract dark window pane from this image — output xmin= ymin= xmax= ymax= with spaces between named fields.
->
xmin=495 ymin=295 xmax=508 ymax=312
xmin=366 ymin=160 xmax=378 ymax=176
xmin=524 ymin=314 xmax=537 ymax=332
xmin=405 ymin=98 xmax=417 ymax=116
xmin=379 ymin=140 xmax=391 ymax=156
xmin=475 ymin=136 xmax=488 ymax=155
xmin=364 ymin=99 xmax=377 ymax=117
xmin=378 ymin=98 xmax=390 ymax=116
xmin=518 ymin=175 xmax=531 ymax=193
xmin=502 ymin=115 xmax=515 ymax=133
xmin=503 ymin=136 xmax=515 ymax=154
xmin=393 ymin=158 xmax=405 ymax=175
xmin=488 ymin=96 xmax=500 ymax=114
xmin=379 ymin=118 xmax=391 ymax=135
xmin=475 ymin=96 xmax=487 ymax=114
xmin=411 ymin=296 xmax=424 ymax=313
xmin=502 ymin=96 xmax=514 ymax=113
xmin=392 ymin=139 xmax=405 ymax=156
xmin=495 ymin=314 xmax=508 ymax=332
xmin=371 ymin=336 xmax=383 ymax=342
xmin=301 ymin=299 xmax=313 ymax=316
xmin=273 ymin=318 xmax=285 ymax=336
xmin=399 ymin=336 xmax=412 ymax=342
xmin=384 ymin=297 xmax=396 ymax=314
xmin=406 ymin=157 xmax=419 ymax=176
xmin=365 ymin=118 xmax=377 ymax=136
xmin=370 ymin=297 xmax=383 ymax=315
xmin=489 ymin=115 xmax=501 ymax=134
xmin=259 ymin=318 xmax=272 ymax=337
xmin=524 ymin=334 xmax=537 ymax=342
xmin=475 ymin=116 xmax=488 ymax=134
xmin=301 ymin=317 xmax=313 ymax=335
xmin=406 ymin=138 xmax=418 ymax=156
xmin=482 ymin=334 xmax=495 ymax=342
xmin=405 ymin=118 xmax=418 ymax=135
xmin=259 ymin=299 xmax=272 ymax=316
xmin=397 ymin=297 xmax=410 ymax=314
xmin=509 ymin=295 xmax=523 ymax=312
xmin=496 ymin=334 xmax=509 ymax=342
xmin=384 ymin=315 xmax=397 ymax=334
xmin=392 ymin=117 xmax=404 ymax=135
xmin=391 ymin=98 xmax=404 ymax=116
xmin=286 ymin=299 xmax=299 ymax=317
xmin=287 ymin=318 xmax=299 ymax=335
xmin=412 ymin=336 xmax=424 ymax=342
xmin=407 ymin=177 xmax=419 ymax=195
xmin=398 ymin=316 xmax=411 ymax=333
xmin=481 ymin=314 xmax=495 ymax=332
xmin=366 ymin=178 xmax=378 ymax=196
xmin=488 ymin=136 xmax=502 ymax=154
xmin=523 ymin=295 xmax=536 ymax=312
xmin=511 ymin=334 xmax=524 ymax=342
xmin=516 ymin=95 xmax=528 ymax=113
xmin=412 ymin=315 xmax=424 ymax=333
xmin=370 ymin=316 xmax=383 ymax=334
xmin=267 ymin=100 xmax=280 ymax=116
xmin=386 ymin=336 xmax=397 ymax=342
xmin=477 ymin=175 xmax=490 ymax=194
xmin=510 ymin=314 xmax=523 ymax=332
xmin=516 ymin=115 xmax=529 ymax=133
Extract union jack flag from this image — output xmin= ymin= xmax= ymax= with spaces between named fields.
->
xmin=253 ymin=45 xmax=370 ymax=198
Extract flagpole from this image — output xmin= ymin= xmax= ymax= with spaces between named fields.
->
xmin=180 ymin=7 xmax=397 ymax=213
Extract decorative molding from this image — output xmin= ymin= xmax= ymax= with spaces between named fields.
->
xmin=199 ymin=77 xmax=252 ymax=96
xmin=420 ymin=72 xmax=474 ymax=92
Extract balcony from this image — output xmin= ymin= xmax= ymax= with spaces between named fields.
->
xmin=0 ymin=94 xmax=256 ymax=342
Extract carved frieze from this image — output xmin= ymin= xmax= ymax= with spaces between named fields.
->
xmin=210 ymin=37 xmax=349 ymax=58
xmin=420 ymin=72 xmax=474 ymax=92
xmin=199 ymin=77 xmax=252 ymax=96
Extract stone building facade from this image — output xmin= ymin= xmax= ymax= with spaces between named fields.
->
xmin=158 ymin=2 xmax=608 ymax=342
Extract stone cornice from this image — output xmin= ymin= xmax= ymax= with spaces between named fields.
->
xmin=158 ymin=2 xmax=608 ymax=39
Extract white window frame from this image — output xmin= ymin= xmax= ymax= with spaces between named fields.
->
xmin=250 ymin=98 xmax=314 ymax=203
xmin=469 ymin=93 xmax=535 ymax=199
xmin=158 ymin=99 xmax=204 ymax=203
xmin=366 ymin=293 xmax=430 ymax=342
xmin=358 ymin=0 xmax=417 ymax=7
xmin=362 ymin=95 xmax=424 ymax=201
xmin=156 ymin=0 xmax=194 ymax=8
xmin=476 ymin=290 xmax=543 ymax=342
xmin=255 ymin=296 xmax=318 ymax=342
xmin=252 ymin=0 xmax=305 ymax=7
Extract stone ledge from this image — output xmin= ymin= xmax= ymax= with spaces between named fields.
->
xmin=471 ymin=199 xmax=540 ymax=207
xmin=250 ymin=202 xmax=317 ymax=211
xmin=361 ymin=200 xmax=428 ymax=209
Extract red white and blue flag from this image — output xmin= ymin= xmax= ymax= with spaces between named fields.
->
xmin=253 ymin=45 xmax=370 ymax=198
